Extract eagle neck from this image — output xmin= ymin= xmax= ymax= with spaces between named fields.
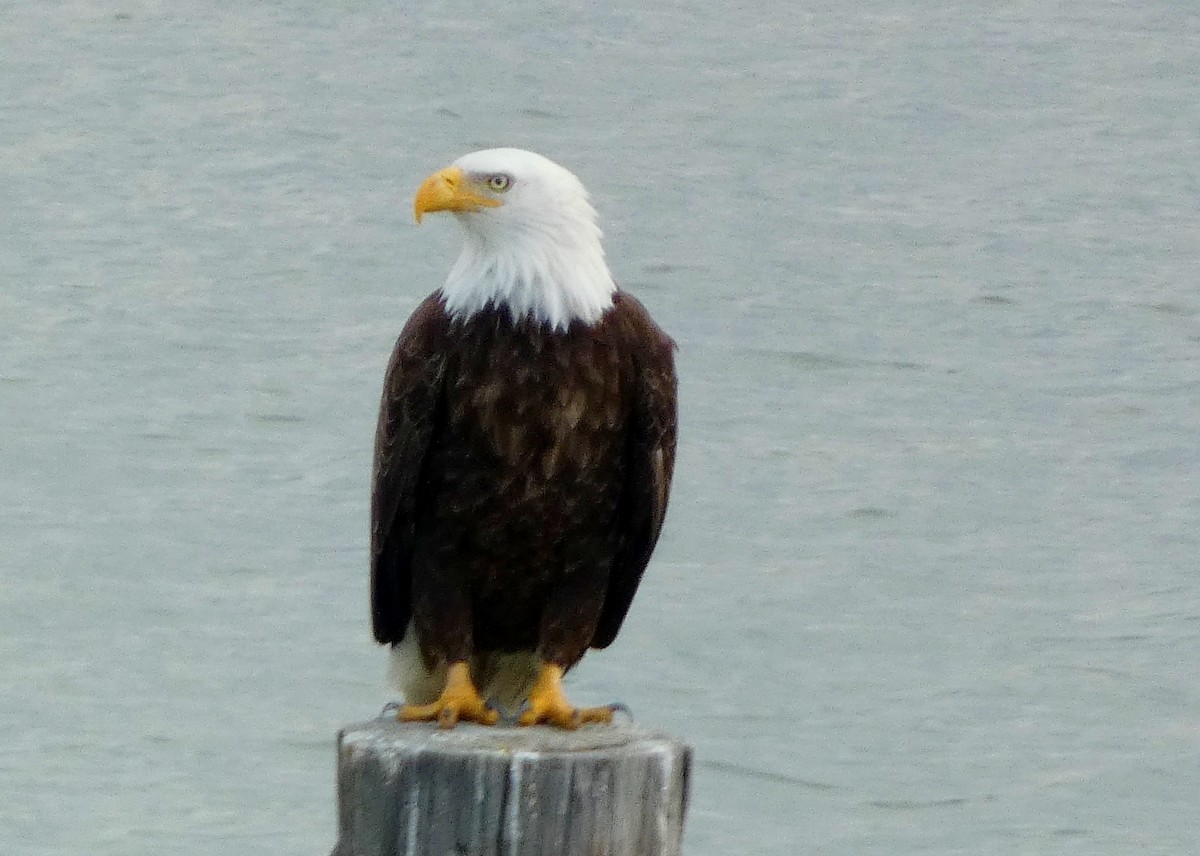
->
xmin=440 ymin=217 xmax=616 ymax=333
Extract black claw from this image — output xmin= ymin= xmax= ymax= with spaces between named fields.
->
xmin=607 ymin=702 xmax=634 ymax=723
xmin=378 ymin=702 xmax=402 ymax=720
xmin=437 ymin=707 xmax=458 ymax=729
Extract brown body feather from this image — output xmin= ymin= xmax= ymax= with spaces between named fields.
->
xmin=371 ymin=291 xmax=677 ymax=673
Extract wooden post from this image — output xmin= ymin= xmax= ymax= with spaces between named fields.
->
xmin=329 ymin=719 xmax=691 ymax=856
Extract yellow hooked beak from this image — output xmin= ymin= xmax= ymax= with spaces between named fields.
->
xmin=413 ymin=166 xmax=503 ymax=223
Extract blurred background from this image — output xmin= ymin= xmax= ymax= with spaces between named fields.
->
xmin=2 ymin=2 xmax=1197 ymax=854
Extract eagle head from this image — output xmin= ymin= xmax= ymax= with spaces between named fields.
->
xmin=413 ymin=148 xmax=616 ymax=331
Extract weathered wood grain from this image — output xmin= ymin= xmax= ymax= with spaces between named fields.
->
xmin=330 ymin=719 xmax=691 ymax=856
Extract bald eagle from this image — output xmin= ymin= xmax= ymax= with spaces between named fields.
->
xmin=371 ymin=149 xmax=677 ymax=729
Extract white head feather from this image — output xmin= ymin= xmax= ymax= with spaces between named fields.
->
xmin=434 ymin=148 xmax=616 ymax=331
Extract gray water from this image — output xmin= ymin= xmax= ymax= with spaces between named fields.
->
xmin=3 ymin=2 xmax=1198 ymax=854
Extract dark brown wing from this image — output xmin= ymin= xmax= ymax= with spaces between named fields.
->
xmin=370 ymin=294 xmax=449 ymax=644
xmin=592 ymin=293 xmax=678 ymax=649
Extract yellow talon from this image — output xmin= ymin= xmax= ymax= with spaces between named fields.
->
xmin=518 ymin=663 xmax=614 ymax=729
xmin=397 ymin=661 xmax=498 ymax=729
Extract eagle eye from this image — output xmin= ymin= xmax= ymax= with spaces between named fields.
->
xmin=486 ymin=174 xmax=512 ymax=193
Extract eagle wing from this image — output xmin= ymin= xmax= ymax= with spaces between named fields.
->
xmin=592 ymin=294 xmax=678 ymax=649
xmin=370 ymin=294 xmax=448 ymax=644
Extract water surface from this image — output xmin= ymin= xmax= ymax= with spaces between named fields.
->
xmin=2 ymin=3 xmax=1198 ymax=854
